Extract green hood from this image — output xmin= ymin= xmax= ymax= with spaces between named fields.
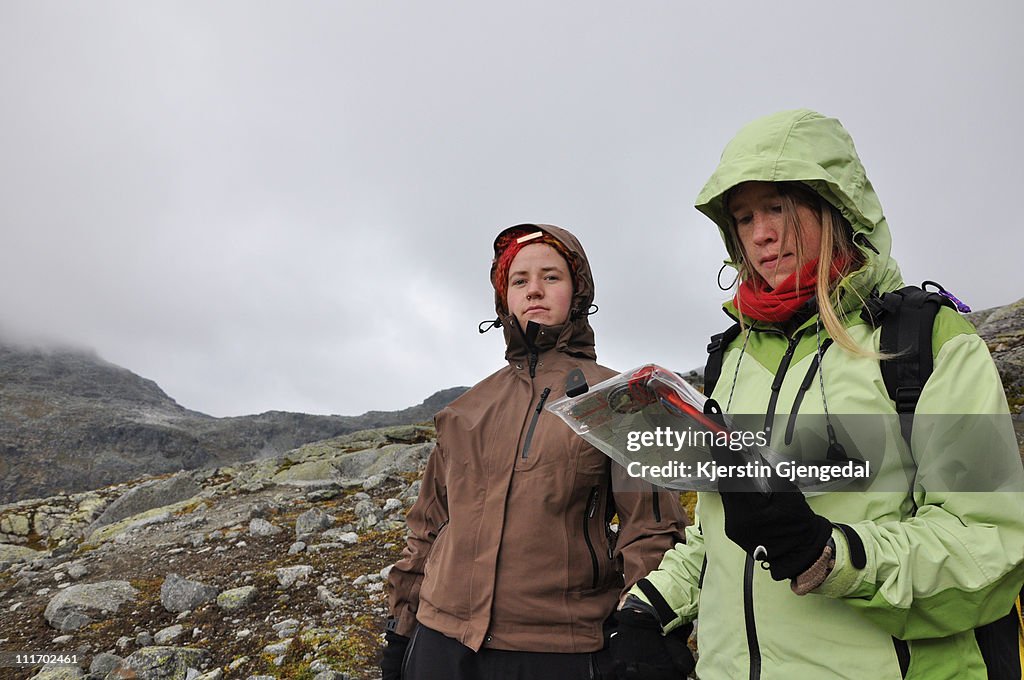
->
xmin=695 ymin=109 xmax=903 ymax=315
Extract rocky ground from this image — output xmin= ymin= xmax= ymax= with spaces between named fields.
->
xmin=0 ymin=425 xmax=435 ymax=680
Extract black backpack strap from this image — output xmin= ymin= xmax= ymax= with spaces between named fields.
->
xmin=874 ymin=286 xmax=954 ymax=444
xmin=704 ymin=322 xmax=742 ymax=397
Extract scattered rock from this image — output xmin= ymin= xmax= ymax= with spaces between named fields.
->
xmin=354 ymin=500 xmax=383 ymax=530
xmin=362 ymin=474 xmax=387 ymax=491
xmin=274 ymin=565 xmax=313 ymax=589
xmin=160 ymin=574 xmax=219 ymax=613
xmin=193 ymin=669 xmax=224 ymax=680
xmin=321 ymin=528 xmax=359 ymax=545
xmin=66 ymin=562 xmax=89 ymax=580
xmin=27 ymin=665 xmax=83 ymax=680
xmin=89 ymin=652 xmax=122 ymax=678
xmin=313 ymin=672 xmax=348 ymax=680
xmin=216 ymin=586 xmax=258 ymax=613
xmin=262 ymin=638 xmax=292 ymax=656
xmin=112 ymin=645 xmax=210 ymax=680
xmin=317 ymin=585 xmax=345 ymax=609
xmin=248 ymin=518 xmax=281 ymax=537
xmin=154 ymin=623 xmax=185 ymax=644
xmin=294 ymin=508 xmax=334 ymax=540
xmin=271 ymin=618 xmax=300 ymax=637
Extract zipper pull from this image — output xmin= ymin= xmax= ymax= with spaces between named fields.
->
xmin=587 ymin=487 xmax=599 ymax=518
xmin=536 ymin=387 xmax=551 ymax=413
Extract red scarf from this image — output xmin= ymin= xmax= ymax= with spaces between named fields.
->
xmin=735 ymin=258 xmax=845 ymax=322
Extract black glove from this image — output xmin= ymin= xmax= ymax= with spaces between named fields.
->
xmin=720 ymin=486 xmax=832 ymax=581
xmin=611 ymin=603 xmax=695 ymax=680
xmin=380 ymin=628 xmax=409 ymax=680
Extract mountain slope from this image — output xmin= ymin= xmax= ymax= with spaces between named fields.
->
xmin=0 ymin=343 xmax=466 ymax=503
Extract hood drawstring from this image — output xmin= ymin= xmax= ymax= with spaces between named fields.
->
xmin=725 ymin=327 xmax=753 ymax=412
xmin=478 ymin=318 xmax=502 ymax=334
xmin=570 ymin=303 xmax=599 ymax=321
xmin=718 ymin=264 xmax=739 ymax=291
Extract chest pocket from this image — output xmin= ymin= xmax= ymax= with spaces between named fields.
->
xmin=515 ymin=408 xmax=585 ymax=472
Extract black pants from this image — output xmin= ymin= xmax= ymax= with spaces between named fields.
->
xmin=404 ymin=624 xmax=614 ymax=680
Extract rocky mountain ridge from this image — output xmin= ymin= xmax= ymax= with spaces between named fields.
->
xmin=0 ymin=341 xmax=467 ymax=504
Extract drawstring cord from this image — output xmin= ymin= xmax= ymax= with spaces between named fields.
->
xmin=814 ymin=318 xmax=851 ymax=461
xmin=725 ymin=327 xmax=752 ymax=411
xmin=478 ymin=318 xmax=501 ymax=334
xmin=718 ymin=263 xmax=739 ymax=291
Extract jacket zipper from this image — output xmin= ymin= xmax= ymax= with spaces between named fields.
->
xmin=764 ymin=329 xmax=804 ymax=437
xmin=583 ymin=485 xmax=601 ymax=589
xmin=651 ymin=485 xmax=662 ymax=522
xmin=743 ymin=329 xmax=804 ymax=679
xmin=604 ymin=475 xmax=616 ymax=560
xmin=743 ymin=554 xmax=761 ymax=680
xmin=520 ymin=387 xmax=551 ymax=460
xmin=784 ymin=338 xmax=834 ymax=445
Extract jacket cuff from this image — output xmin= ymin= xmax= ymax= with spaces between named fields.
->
xmin=628 ymin=577 xmax=687 ymax=634
xmin=816 ymin=527 xmax=868 ymax=598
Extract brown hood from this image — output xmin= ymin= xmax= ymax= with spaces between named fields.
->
xmin=488 ymin=223 xmax=597 ymax=362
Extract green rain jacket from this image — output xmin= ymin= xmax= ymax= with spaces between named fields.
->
xmin=631 ymin=110 xmax=1024 ymax=679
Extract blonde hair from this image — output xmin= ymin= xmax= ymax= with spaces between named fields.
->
xmin=727 ymin=182 xmax=873 ymax=357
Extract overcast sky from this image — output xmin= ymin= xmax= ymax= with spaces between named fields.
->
xmin=1 ymin=2 xmax=1021 ymax=417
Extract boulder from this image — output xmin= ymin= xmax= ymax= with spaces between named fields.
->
xmin=43 ymin=580 xmax=138 ymax=632
xmin=271 ymin=460 xmax=340 ymax=485
xmin=27 ymin=665 xmax=83 ymax=680
xmin=0 ymin=543 xmax=42 ymax=568
xmin=90 ymin=474 xmax=201 ymax=531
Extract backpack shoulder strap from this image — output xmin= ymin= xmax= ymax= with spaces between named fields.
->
xmin=704 ymin=322 xmax=742 ymax=397
xmin=872 ymin=285 xmax=955 ymax=444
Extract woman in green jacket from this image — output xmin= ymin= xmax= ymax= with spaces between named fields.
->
xmin=617 ymin=110 xmax=1024 ymax=679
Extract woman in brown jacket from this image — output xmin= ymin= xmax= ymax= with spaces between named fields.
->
xmin=382 ymin=224 xmax=690 ymax=679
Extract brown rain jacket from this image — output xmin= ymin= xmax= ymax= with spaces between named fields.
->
xmin=386 ymin=224 xmax=688 ymax=653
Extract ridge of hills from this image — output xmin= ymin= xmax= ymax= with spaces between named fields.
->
xmin=0 ymin=341 xmax=467 ymax=504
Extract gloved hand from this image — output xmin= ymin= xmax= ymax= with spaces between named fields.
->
xmin=380 ymin=628 xmax=409 ymax=680
xmin=611 ymin=604 xmax=695 ymax=680
xmin=720 ymin=486 xmax=832 ymax=581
